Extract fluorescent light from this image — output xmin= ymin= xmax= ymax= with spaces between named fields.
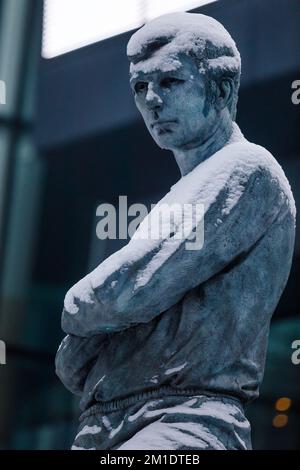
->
xmin=145 ymin=0 xmax=217 ymax=21
xmin=42 ymin=0 xmax=218 ymax=59
xmin=43 ymin=0 xmax=141 ymax=58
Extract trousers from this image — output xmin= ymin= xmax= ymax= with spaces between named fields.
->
xmin=71 ymin=394 xmax=252 ymax=450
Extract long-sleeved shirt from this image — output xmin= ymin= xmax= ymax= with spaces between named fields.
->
xmin=55 ymin=123 xmax=296 ymax=412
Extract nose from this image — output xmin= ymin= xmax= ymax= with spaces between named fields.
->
xmin=145 ymin=83 xmax=163 ymax=110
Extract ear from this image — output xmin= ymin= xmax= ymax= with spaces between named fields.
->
xmin=215 ymin=77 xmax=233 ymax=112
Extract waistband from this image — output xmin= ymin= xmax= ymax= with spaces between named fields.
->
xmin=79 ymin=386 xmax=245 ymax=421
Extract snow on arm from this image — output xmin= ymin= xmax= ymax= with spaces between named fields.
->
xmin=61 ymin=139 xmax=295 ymax=337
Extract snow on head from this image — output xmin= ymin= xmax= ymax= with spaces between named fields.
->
xmin=127 ymin=12 xmax=241 ymax=77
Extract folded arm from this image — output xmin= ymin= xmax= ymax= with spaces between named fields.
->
xmin=61 ymin=166 xmax=285 ymax=337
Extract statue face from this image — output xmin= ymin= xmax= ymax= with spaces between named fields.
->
xmin=130 ymin=54 xmax=217 ymax=151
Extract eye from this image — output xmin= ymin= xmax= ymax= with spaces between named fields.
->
xmin=160 ymin=77 xmax=184 ymax=88
xmin=134 ymin=82 xmax=148 ymax=94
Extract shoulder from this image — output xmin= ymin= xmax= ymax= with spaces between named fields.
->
xmin=217 ymin=138 xmax=281 ymax=180
xmin=227 ymin=139 xmax=296 ymax=219
xmin=200 ymin=138 xmax=296 ymax=222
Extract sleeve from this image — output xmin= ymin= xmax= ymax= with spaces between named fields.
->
xmin=61 ymin=165 xmax=287 ymax=337
xmin=55 ymin=333 xmax=105 ymax=395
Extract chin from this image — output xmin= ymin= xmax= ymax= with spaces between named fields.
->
xmin=154 ymin=133 xmax=183 ymax=150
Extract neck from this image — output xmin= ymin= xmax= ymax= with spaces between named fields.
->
xmin=172 ymin=118 xmax=234 ymax=177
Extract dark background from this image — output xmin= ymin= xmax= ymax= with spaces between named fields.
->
xmin=0 ymin=0 xmax=299 ymax=449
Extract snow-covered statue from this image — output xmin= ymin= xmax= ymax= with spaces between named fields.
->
xmin=56 ymin=13 xmax=296 ymax=450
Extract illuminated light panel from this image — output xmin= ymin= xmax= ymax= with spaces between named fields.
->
xmin=42 ymin=0 xmax=218 ymax=58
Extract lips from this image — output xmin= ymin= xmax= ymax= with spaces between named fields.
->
xmin=151 ymin=120 xmax=177 ymax=128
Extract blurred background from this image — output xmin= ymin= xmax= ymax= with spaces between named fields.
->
xmin=0 ymin=0 xmax=299 ymax=450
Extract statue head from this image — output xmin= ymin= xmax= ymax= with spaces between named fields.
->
xmin=127 ymin=12 xmax=241 ymax=152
